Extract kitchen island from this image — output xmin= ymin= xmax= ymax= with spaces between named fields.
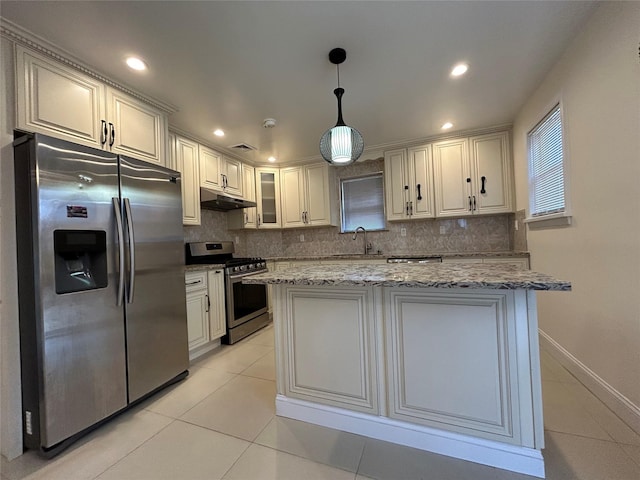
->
xmin=244 ymin=263 xmax=570 ymax=478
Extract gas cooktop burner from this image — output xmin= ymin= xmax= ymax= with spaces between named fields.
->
xmin=185 ymin=242 xmax=266 ymax=275
xmin=225 ymin=257 xmax=264 ymax=267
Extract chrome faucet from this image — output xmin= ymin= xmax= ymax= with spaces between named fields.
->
xmin=352 ymin=226 xmax=372 ymax=255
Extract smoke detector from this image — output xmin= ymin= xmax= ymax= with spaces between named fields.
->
xmin=263 ymin=118 xmax=276 ymax=128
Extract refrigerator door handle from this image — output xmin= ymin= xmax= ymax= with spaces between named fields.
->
xmin=112 ymin=197 xmax=126 ymax=306
xmin=124 ymin=197 xmax=136 ymax=303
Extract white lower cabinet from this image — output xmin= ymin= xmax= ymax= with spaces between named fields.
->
xmin=185 ymin=272 xmax=209 ymax=351
xmin=185 ymin=269 xmax=226 ymax=360
xmin=279 ymin=286 xmax=380 ymax=414
xmin=273 ymin=284 xmax=545 ymax=476
xmin=207 ymin=269 xmax=226 ymax=341
xmin=384 ymin=288 xmax=522 ymax=444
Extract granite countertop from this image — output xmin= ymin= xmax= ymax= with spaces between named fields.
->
xmin=243 ymin=263 xmax=570 ymax=291
xmin=265 ymin=251 xmax=530 ymax=262
xmin=184 ymin=264 xmax=226 ymax=272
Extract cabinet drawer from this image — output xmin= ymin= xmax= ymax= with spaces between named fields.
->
xmin=185 ymin=271 xmax=207 ymax=292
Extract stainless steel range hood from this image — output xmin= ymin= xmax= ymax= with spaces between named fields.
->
xmin=200 ymin=187 xmax=257 ymax=211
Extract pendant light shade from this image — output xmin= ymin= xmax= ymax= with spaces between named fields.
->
xmin=319 ymin=49 xmax=364 ymax=166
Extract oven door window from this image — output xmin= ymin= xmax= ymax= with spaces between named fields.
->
xmin=231 ymin=281 xmax=267 ymax=320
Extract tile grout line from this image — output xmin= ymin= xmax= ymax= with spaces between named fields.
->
xmin=89 ymin=418 xmax=178 ymax=480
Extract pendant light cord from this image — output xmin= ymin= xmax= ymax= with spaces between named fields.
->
xmin=336 ymin=63 xmax=341 ymax=88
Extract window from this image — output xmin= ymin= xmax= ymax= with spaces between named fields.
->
xmin=526 ymin=103 xmax=570 ymax=226
xmin=340 ymin=173 xmax=385 ymax=232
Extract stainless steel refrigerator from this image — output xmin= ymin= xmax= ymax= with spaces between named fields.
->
xmin=14 ymin=132 xmax=189 ymax=456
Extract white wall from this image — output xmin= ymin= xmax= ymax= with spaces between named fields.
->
xmin=513 ymin=2 xmax=640 ymax=428
xmin=0 ymin=36 xmax=23 ymax=459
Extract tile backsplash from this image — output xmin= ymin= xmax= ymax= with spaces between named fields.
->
xmin=236 ymin=214 xmax=513 ymax=258
xmin=184 ymin=158 xmax=521 ymax=258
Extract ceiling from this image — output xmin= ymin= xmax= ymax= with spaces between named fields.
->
xmin=0 ymin=1 xmax=599 ymax=165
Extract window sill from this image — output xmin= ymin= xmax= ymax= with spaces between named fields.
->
xmin=524 ymin=213 xmax=572 ymax=230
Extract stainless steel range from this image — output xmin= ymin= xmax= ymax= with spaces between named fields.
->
xmin=185 ymin=241 xmax=270 ymax=344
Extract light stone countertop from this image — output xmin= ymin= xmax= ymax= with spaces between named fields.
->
xmin=243 ymin=262 xmax=570 ymax=291
xmin=184 ymin=264 xmax=226 ymax=272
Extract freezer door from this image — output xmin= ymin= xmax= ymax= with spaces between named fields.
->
xmin=119 ymin=156 xmax=189 ymax=402
xmin=16 ymin=134 xmax=128 ymax=449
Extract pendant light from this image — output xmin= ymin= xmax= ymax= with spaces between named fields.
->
xmin=319 ymin=48 xmax=364 ymax=165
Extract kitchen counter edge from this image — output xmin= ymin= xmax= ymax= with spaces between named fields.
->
xmin=242 ymin=263 xmax=570 ymax=291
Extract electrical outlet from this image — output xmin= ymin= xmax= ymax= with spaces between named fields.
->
xmin=514 ymin=220 xmax=519 ymax=231
xmin=400 ymin=228 xmax=407 ymax=237
xmin=235 ymin=235 xmax=240 ymax=244
xmin=439 ymin=226 xmax=446 ymax=235
xmin=300 ymin=234 xmax=305 ymax=242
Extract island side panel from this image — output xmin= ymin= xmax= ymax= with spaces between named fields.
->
xmin=384 ymin=288 xmax=523 ymax=445
xmin=275 ymin=285 xmax=380 ymax=414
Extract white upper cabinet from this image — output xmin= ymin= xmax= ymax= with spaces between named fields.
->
xmin=469 ymin=132 xmax=513 ymax=215
xmin=280 ymin=164 xmax=335 ymax=228
xmin=174 ymin=134 xmax=201 ymax=225
xmin=16 ymin=46 xmax=168 ymax=166
xmin=280 ymin=167 xmax=306 ymax=228
xmin=222 ymin=155 xmax=243 ymax=197
xmin=199 ymin=145 xmax=243 ymax=198
xmin=384 ymin=144 xmax=435 ymax=221
xmin=105 ymin=87 xmax=167 ymax=165
xmin=199 ymin=145 xmax=222 ymax=190
xmin=242 ymin=164 xmax=257 ymax=228
xmin=433 ymin=131 xmax=512 ymax=217
xmin=255 ymin=167 xmax=282 ymax=229
xmin=305 ymin=164 xmax=336 ymax=226
xmin=433 ymin=138 xmax=472 ymax=217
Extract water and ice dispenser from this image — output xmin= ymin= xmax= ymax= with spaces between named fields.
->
xmin=53 ymin=230 xmax=108 ymax=294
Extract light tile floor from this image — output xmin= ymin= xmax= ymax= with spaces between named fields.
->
xmin=3 ymin=324 xmax=639 ymax=480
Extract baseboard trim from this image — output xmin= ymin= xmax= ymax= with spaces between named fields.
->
xmin=539 ymin=329 xmax=640 ymax=435
xmin=276 ymin=395 xmax=545 ymax=478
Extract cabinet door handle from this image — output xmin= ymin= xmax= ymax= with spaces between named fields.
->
xmin=244 ymin=212 xmax=248 ymax=225
xmin=473 ymin=195 xmax=477 ymax=210
xmin=109 ymin=122 xmax=115 ymax=147
xmin=406 ymin=201 xmax=409 ymax=216
xmin=205 ymin=294 xmax=210 ymax=312
xmin=257 ymin=213 xmax=261 ymax=226
xmin=416 ymin=184 xmax=422 ymax=201
xmin=101 ymin=120 xmax=108 ymax=146
xmin=186 ymin=279 xmax=202 ymax=286
xmin=469 ymin=196 xmax=472 ymax=211
xmin=409 ymin=201 xmax=413 ymax=215
xmin=480 ymin=176 xmax=487 ymax=194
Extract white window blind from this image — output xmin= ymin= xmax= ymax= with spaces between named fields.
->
xmin=341 ymin=174 xmax=385 ymax=232
xmin=528 ymin=104 xmax=565 ymax=217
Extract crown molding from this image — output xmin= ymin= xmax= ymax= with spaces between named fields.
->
xmin=0 ymin=18 xmax=178 ymax=114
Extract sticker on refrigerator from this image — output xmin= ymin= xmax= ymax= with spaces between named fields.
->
xmin=67 ymin=206 xmax=88 ymax=218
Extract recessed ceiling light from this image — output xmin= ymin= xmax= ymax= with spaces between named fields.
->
xmin=126 ymin=57 xmax=147 ymax=71
xmin=213 ymin=129 xmax=225 ymax=137
xmin=268 ymin=156 xmax=277 ymax=163
xmin=450 ymin=63 xmax=468 ymax=77
xmin=442 ymin=122 xmax=453 ymax=130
